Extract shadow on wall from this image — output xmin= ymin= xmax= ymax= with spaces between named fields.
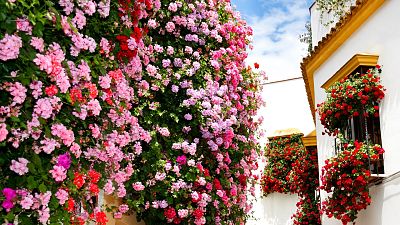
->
xmin=355 ymin=176 xmax=400 ymax=225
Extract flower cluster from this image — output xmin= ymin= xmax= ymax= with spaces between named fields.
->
xmin=320 ymin=139 xmax=384 ymax=224
xmin=0 ymin=0 xmax=264 ymax=224
xmin=317 ymin=65 xmax=385 ymax=135
xmin=261 ymin=134 xmax=321 ymax=224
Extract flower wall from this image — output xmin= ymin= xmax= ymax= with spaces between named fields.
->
xmin=317 ymin=66 xmax=386 ymax=225
xmin=0 ymin=0 xmax=264 ymax=224
xmin=320 ymin=138 xmax=384 ymax=225
xmin=261 ymin=134 xmax=321 ymax=225
xmin=317 ymin=66 xmax=385 ymax=136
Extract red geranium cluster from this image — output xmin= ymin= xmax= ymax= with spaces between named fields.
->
xmin=320 ymin=139 xmax=384 ymax=224
xmin=261 ymin=134 xmax=321 ymax=224
xmin=317 ymin=65 xmax=385 ymax=135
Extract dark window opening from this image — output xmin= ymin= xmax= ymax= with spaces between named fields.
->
xmin=334 ymin=65 xmax=384 ymax=175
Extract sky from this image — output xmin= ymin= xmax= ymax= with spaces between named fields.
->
xmin=230 ymin=2 xmax=317 ymax=223
xmin=230 ymin=0 xmax=316 ymax=137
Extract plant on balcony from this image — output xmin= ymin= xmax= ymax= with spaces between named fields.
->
xmin=320 ymin=138 xmax=384 ymax=225
xmin=0 ymin=0 xmax=264 ymax=225
xmin=261 ymin=134 xmax=321 ymax=225
xmin=317 ymin=65 xmax=385 ymax=136
xmin=316 ymin=0 xmax=353 ymax=24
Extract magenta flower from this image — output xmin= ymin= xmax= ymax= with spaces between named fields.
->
xmin=57 ymin=153 xmax=71 ymax=169
xmin=2 ymin=188 xmax=16 ymax=200
xmin=176 ymin=155 xmax=187 ymax=166
xmin=2 ymin=200 xmax=14 ymax=212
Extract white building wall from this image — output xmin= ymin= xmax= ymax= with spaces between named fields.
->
xmin=310 ymin=0 xmax=357 ymax=47
xmin=249 ymin=78 xmax=314 ymax=225
xmin=311 ymin=0 xmax=400 ymax=224
xmin=248 ymin=193 xmax=299 ymax=225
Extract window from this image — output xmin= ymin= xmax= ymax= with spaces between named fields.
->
xmin=331 ymin=62 xmax=384 ymax=175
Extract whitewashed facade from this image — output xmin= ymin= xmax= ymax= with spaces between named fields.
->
xmin=307 ymin=0 xmax=400 ymax=224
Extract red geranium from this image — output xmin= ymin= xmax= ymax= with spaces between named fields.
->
xmin=317 ymin=65 xmax=385 ymax=135
xmin=320 ymin=138 xmax=384 ymax=224
xmin=193 ymin=208 xmax=204 ymax=219
xmin=164 ymin=207 xmax=176 ymax=220
xmin=73 ymin=172 xmax=85 ymax=189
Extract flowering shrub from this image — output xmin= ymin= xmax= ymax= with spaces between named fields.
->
xmin=261 ymin=134 xmax=321 ymax=224
xmin=0 ymin=0 xmax=264 ymax=224
xmin=320 ymin=139 xmax=384 ymax=224
xmin=317 ymin=65 xmax=385 ymax=136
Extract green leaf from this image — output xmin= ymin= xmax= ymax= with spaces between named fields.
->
xmin=26 ymin=176 xmax=38 ymax=189
xmin=38 ymin=183 xmax=47 ymax=192
xmin=27 ymin=163 xmax=37 ymax=175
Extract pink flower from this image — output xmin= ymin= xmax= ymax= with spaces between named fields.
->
xmin=98 ymin=0 xmax=110 ymax=17
xmin=59 ymin=0 xmax=74 ymax=15
xmin=146 ymin=64 xmax=157 ymax=76
xmin=79 ymin=0 xmax=96 ymax=15
xmin=20 ymin=195 xmax=34 ymax=209
xmin=171 ymin=85 xmax=179 ymax=93
xmin=184 ymin=113 xmax=192 ymax=120
xmin=155 ymin=172 xmax=166 ymax=181
xmin=166 ymin=46 xmax=174 ymax=55
xmin=40 ymin=138 xmax=60 ymax=154
xmin=86 ymin=99 xmax=102 ymax=116
xmin=132 ymin=182 xmax=145 ymax=191
xmin=34 ymin=97 xmax=62 ymax=119
xmin=118 ymin=204 xmax=129 ymax=213
xmin=0 ymin=34 xmax=22 ymax=61
xmin=148 ymin=19 xmax=157 ymax=28
xmin=178 ymin=209 xmax=188 ymax=218
xmin=72 ymin=10 xmax=86 ymax=29
xmin=51 ymin=123 xmax=74 ymax=146
xmin=157 ymin=127 xmax=170 ymax=137
xmin=55 ymin=189 xmax=69 ymax=205
xmin=16 ymin=17 xmax=32 ymax=34
xmin=99 ymin=38 xmax=111 ymax=55
xmin=8 ymin=82 xmax=27 ymax=105
xmin=0 ymin=123 xmax=8 ymax=142
xmin=10 ymin=158 xmax=29 ymax=175
xmin=114 ymin=212 xmax=122 ymax=219
xmin=49 ymin=165 xmax=67 ymax=182
xmin=165 ymin=22 xmax=175 ymax=33
xmin=99 ymin=74 xmax=111 ymax=89
xmin=2 ymin=188 xmax=16 ymax=200
xmin=38 ymin=207 xmax=50 ymax=224
xmin=168 ymin=2 xmax=178 ymax=12
xmin=104 ymin=179 xmax=115 ymax=195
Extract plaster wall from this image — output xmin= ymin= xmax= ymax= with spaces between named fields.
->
xmin=311 ymin=0 xmax=400 ymax=224
xmin=247 ymin=193 xmax=299 ymax=225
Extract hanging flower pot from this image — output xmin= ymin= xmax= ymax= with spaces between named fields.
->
xmin=317 ymin=65 xmax=385 ymax=136
xmin=320 ymin=138 xmax=384 ymax=225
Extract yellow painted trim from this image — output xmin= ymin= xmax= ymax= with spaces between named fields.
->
xmin=321 ymin=54 xmax=379 ymax=89
xmin=302 ymin=0 xmax=385 ymax=121
xmin=302 ymin=136 xmax=317 ymax=147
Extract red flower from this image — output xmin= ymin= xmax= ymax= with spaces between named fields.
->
xmin=238 ymin=174 xmax=247 ymax=186
xmin=88 ymin=170 xmax=101 ymax=183
xmin=45 ymin=85 xmax=58 ymax=96
xmin=66 ymin=198 xmax=75 ymax=212
xmin=95 ymin=211 xmax=108 ymax=225
xmin=254 ymin=62 xmax=259 ymax=69
xmin=164 ymin=207 xmax=176 ymax=220
xmin=89 ymin=183 xmax=99 ymax=195
xmin=192 ymin=208 xmax=204 ymax=219
xmin=213 ymin=178 xmax=222 ymax=190
xmin=73 ymin=172 xmax=85 ymax=189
